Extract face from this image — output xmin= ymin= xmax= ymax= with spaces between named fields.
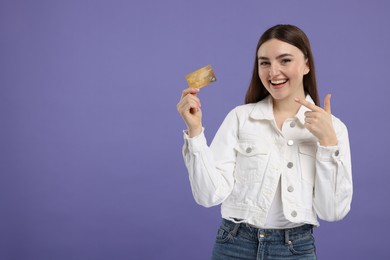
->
xmin=257 ymin=39 xmax=310 ymax=102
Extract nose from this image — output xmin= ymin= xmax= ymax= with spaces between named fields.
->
xmin=269 ymin=63 xmax=280 ymax=78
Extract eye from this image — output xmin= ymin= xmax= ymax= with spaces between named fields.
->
xmin=259 ymin=61 xmax=270 ymax=67
xmin=281 ymin=59 xmax=291 ymax=65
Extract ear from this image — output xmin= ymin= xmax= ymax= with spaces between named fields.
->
xmin=304 ymin=59 xmax=310 ymax=75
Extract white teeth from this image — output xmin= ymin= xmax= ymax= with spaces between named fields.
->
xmin=271 ymin=79 xmax=287 ymax=84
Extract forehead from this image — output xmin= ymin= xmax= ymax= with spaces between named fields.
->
xmin=257 ymin=39 xmax=304 ymax=58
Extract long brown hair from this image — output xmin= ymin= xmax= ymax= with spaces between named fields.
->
xmin=245 ymin=24 xmax=320 ymax=106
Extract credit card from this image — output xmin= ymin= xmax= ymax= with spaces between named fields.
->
xmin=185 ymin=65 xmax=217 ymax=88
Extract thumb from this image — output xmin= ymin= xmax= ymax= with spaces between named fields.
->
xmin=324 ymin=94 xmax=332 ymax=113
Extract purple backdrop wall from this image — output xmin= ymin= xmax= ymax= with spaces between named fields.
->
xmin=1 ymin=0 xmax=389 ymax=259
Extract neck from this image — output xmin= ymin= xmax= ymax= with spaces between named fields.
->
xmin=273 ymin=95 xmax=305 ymax=117
xmin=272 ymin=95 xmax=305 ymax=131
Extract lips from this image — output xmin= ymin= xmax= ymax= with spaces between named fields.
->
xmin=270 ymin=79 xmax=288 ymax=89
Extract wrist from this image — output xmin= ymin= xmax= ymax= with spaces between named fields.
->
xmin=188 ymin=126 xmax=203 ymax=138
xmin=319 ymin=136 xmax=338 ymax=147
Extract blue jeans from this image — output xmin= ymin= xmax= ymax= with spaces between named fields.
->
xmin=212 ymin=219 xmax=317 ymax=260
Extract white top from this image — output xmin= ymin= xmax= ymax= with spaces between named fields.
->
xmin=182 ymin=95 xmax=353 ymax=228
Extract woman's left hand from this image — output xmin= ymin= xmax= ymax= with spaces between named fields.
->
xmin=295 ymin=94 xmax=338 ymax=146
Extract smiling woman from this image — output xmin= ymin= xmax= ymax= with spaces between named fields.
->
xmin=177 ymin=24 xmax=352 ymax=260
xmin=258 ymin=40 xmax=309 ymax=101
xmin=246 ymin=25 xmax=319 ymax=106
xmin=257 ymin=39 xmax=311 ymax=129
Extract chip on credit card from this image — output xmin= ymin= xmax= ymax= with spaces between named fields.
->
xmin=185 ymin=65 xmax=217 ymax=88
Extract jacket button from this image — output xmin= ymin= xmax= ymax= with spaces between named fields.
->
xmin=287 ymin=140 xmax=294 ymax=146
xmin=287 ymin=162 xmax=293 ymax=168
xmin=288 ymin=186 xmax=294 ymax=192
xmin=290 ymin=121 xmax=296 ymax=128
xmin=334 ymin=150 xmax=339 ymax=156
xmin=291 ymin=211 xmax=297 ymax=217
xmin=246 ymin=147 xmax=252 ymax=153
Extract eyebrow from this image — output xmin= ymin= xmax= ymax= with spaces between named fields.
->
xmin=258 ymin=53 xmax=294 ymax=60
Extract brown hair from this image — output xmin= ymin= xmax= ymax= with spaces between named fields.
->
xmin=244 ymin=24 xmax=320 ymax=106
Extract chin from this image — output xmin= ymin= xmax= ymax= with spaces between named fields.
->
xmin=269 ymin=91 xmax=289 ymax=101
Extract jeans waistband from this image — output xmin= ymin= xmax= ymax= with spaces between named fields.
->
xmin=221 ymin=218 xmax=313 ymax=243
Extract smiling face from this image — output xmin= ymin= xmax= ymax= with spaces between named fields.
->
xmin=257 ymin=39 xmax=310 ymax=102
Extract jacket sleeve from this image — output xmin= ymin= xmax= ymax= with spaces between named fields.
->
xmin=313 ymin=116 xmax=353 ymax=221
xmin=182 ymin=109 xmax=239 ymax=207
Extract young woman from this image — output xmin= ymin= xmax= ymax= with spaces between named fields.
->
xmin=177 ymin=24 xmax=352 ymax=260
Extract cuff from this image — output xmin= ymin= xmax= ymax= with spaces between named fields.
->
xmin=183 ymin=128 xmax=207 ymax=153
xmin=316 ymin=143 xmax=341 ymax=162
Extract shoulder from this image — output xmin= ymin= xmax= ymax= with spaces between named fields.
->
xmin=223 ymin=97 xmax=271 ymax=123
xmin=227 ymin=103 xmax=258 ymax=119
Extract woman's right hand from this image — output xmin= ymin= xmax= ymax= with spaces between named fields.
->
xmin=176 ymin=87 xmax=203 ymax=137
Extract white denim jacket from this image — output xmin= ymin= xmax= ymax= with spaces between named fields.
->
xmin=182 ymin=95 xmax=352 ymax=227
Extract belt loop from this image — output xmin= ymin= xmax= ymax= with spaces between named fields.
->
xmin=284 ymin=229 xmax=290 ymax=245
xmin=231 ymin=222 xmax=240 ymax=236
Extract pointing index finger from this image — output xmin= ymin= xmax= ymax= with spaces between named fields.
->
xmin=294 ymin=97 xmax=321 ymax=111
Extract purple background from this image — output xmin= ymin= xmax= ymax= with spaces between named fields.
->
xmin=1 ymin=0 xmax=389 ymax=259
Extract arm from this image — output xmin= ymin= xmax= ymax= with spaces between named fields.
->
xmin=182 ymin=109 xmax=239 ymax=207
xmin=313 ymin=119 xmax=353 ymax=221
xmin=295 ymin=95 xmax=353 ymax=221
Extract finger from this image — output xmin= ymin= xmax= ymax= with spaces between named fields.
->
xmin=305 ymin=116 xmax=318 ymax=124
xmin=304 ymin=113 xmax=315 ymax=122
xmin=184 ymin=96 xmax=202 ymax=112
xmin=323 ymin=94 xmax=331 ymax=114
xmin=185 ymin=94 xmax=201 ymax=108
xmin=178 ymin=98 xmax=200 ymax=114
xmin=181 ymin=87 xmax=200 ymax=99
xmin=178 ymin=93 xmax=201 ymax=109
xmin=304 ymin=111 xmax=314 ymax=117
xmin=184 ymin=99 xmax=201 ymax=114
xmin=303 ymin=122 xmax=312 ymax=132
xmin=294 ymin=97 xmax=321 ymax=112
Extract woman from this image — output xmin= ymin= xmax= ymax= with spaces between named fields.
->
xmin=177 ymin=24 xmax=352 ymax=260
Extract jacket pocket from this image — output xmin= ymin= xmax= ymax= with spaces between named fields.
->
xmin=298 ymin=143 xmax=317 ymax=185
xmin=234 ymin=141 xmax=270 ymax=183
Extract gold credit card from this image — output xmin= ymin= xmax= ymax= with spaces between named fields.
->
xmin=185 ymin=65 xmax=217 ymax=88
